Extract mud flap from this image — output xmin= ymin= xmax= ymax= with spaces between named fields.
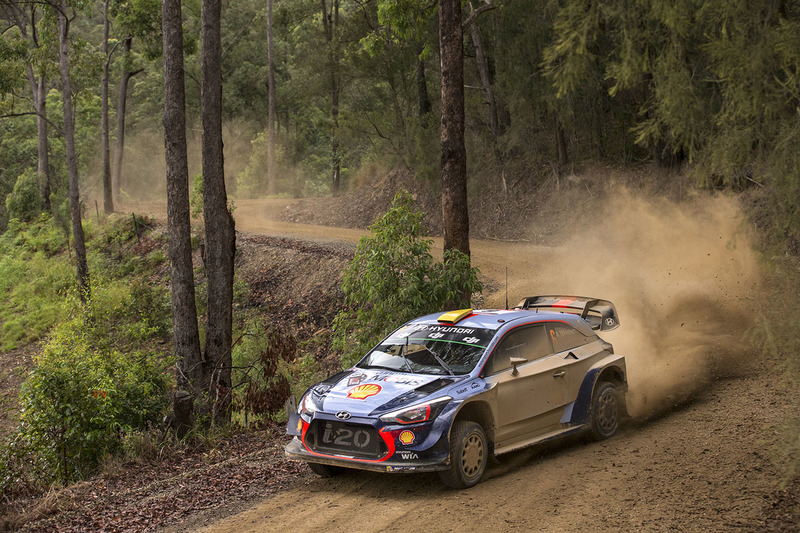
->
xmin=285 ymin=396 xmax=301 ymax=436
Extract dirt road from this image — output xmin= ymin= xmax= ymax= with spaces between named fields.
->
xmin=139 ymin=192 xmax=796 ymax=532
xmin=186 ymin=373 xmax=787 ymax=533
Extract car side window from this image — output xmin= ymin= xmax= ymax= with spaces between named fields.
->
xmin=546 ymin=323 xmax=587 ymax=353
xmin=484 ymin=325 xmax=552 ymax=375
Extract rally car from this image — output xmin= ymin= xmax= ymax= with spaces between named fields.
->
xmin=285 ymin=295 xmax=627 ymax=488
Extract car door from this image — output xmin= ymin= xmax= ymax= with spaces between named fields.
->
xmin=544 ymin=322 xmax=601 ymax=404
xmin=484 ymin=324 xmax=569 ymax=444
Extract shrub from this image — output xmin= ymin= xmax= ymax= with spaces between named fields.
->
xmin=332 ymin=190 xmax=482 ymax=367
xmin=231 ymin=317 xmax=296 ymax=427
xmin=85 ymin=279 xmax=172 ymax=348
xmin=16 ymin=318 xmax=169 ymax=484
xmin=5 ymin=169 xmax=43 ymax=223
xmin=0 ymin=213 xmax=67 ymax=258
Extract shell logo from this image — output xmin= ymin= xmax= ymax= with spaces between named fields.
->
xmin=346 ymin=383 xmax=382 ymax=400
xmin=398 ymin=430 xmax=415 ymax=446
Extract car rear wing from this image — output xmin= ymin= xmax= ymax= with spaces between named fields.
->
xmin=513 ymin=295 xmax=620 ymax=331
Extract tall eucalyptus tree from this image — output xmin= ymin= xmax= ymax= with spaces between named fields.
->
xmin=162 ymin=0 xmax=203 ymax=434
xmin=201 ymin=0 xmax=235 ymax=423
xmin=52 ymin=0 xmax=89 ymax=302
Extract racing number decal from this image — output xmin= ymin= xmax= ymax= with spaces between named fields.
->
xmin=322 ymin=422 xmax=372 ymax=448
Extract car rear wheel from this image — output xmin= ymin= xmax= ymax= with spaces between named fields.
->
xmin=439 ymin=420 xmax=488 ymax=489
xmin=590 ymin=381 xmax=622 ymax=440
xmin=307 ymin=462 xmax=346 ymax=478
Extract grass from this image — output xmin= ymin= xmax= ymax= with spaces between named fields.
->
xmin=0 ymin=248 xmax=73 ymax=352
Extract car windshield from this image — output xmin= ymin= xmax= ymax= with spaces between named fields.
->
xmin=357 ymin=323 xmax=495 ymax=375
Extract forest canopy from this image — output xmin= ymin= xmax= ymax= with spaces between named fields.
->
xmin=0 ymin=0 xmax=798 ymax=251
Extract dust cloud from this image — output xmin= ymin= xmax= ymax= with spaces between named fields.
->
xmin=497 ymin=189 xmax=759 ymax=418
xmin=108 ymin=122 xmax=259 ymax=203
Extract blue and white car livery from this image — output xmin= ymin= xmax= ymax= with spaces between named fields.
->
xmin=285 ymin=295 xmax=627 ymax=488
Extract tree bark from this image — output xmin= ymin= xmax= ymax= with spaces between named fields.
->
xmin=201 ymin=0 xmax=235 ymax=423
xmin=15 ymin=3 xmax=50 ymax=210
xmin=321 ymin=0 xmax=341 ymax=196
xmin=55 ymin=0 xmax=90 ymax=303
xmin=113 ymin=36 xmax=138 ymax=205
xmin=35 ymin=76 xmax=50 ymax=210
xmin=162 ymin=0 xmax=203 ymax=434
xmin=267 ymin=0 xmax=276 ymax=195
xmin=469 ymin=19 xmax=499 ymax=141
xmin=416 ymin=43 xmax=431 ymax=117
xmin=101 ymin=0 xmax=113 ymax=214
xmin=439 ymin=0 xmax=470 ymax=261
xmin=555 ymin=114 xmax=568 ymax=167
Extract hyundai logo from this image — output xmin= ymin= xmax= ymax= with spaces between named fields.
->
xmin=336 ymin=411 xmax=352 ymax=420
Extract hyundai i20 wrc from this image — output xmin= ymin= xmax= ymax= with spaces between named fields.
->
xmin=285 ymin=295 xmax=627 ymax=488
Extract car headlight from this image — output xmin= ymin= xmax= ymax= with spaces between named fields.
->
xmin=298 ymin=390 xmax=322 ymax=416
xmin=379 ymin=396 xmax=452 ymax=424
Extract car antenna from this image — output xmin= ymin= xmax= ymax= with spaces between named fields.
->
xmin=505 ymin=267 xmax=509 ymax=309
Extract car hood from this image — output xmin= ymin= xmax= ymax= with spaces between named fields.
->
xmin=317 ymin=368 xmax=461 ymax=417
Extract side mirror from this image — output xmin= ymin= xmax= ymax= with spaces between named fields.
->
xmin=509 ymin=357 xmax=528 ymax=376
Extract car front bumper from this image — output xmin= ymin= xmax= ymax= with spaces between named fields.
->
xmin=285 ymin=436 xmax=450 ymax=473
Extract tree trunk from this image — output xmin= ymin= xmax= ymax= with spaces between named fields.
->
xmin=416 ymin=43 xmax=431 ymax=117
xmin=439 ymin=0 xmax=470 ymax=262
xmin=101 ymin=0 xmax=113 ymax=214
xmin=113 ymin=36 xmax=138 ymax=205
xmin=321 ymin=0 xmax=341 ymax=196
xmin=36 ymin=77 xmax=50 ymax=210
xmin=55 ymin=0 xmax=90 ymax=303
xmin=26 ymin=65 xmax=50 ymax=211
xmin=555 ymin=113 xmax=568 ymax=167
xmin=18 ymin=5 xmax=50 ymax=211
xmin=201 ymin=0 xmax=235 ymax=424
xmin=267 ymin=0 xmax=276 ymax=196
xmin=162 ymin=0 xmax=203 ymax=435
xmin=469 ymin=19 xmax=499 ymax=141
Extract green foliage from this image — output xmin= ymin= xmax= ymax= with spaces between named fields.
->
xmin=87 ymin=279 xmax=172 ymax=347
xmin=5 ymin=169 xmax=44 ymax=223
xmin=0 ymin=214 xmax=175 ymax=492
xmin=0 ymin=105 xmax=38 ymax=232
xmin=15 ymin=318 xmax=169 ymax=484
xmin=332 ymin=191 xmax=482 ymax=367
xmin=0 ymin=214 xmax=67 ymax=258
xmin=0 ymin=216 xmax=71 ymax=351
xmin=113 ymin=0 xmax=164 ymax=60
xmin=542 ymin=0 xmax=708 ymax=162
xmin=237 ymin=130 xmax=284 ymax=197
xmin=0 ymin=252 xmax=72 ymax=352
xmin=190 ymin=171 xmax=203 ymax=220
xmin=0 ymin=28 xmax=27 ymax=94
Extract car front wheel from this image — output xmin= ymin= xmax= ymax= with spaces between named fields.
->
xmin=590 ymin=380 xmax=622 ymax=440
xmin=439 ymin=420 xmax=488 ymax=489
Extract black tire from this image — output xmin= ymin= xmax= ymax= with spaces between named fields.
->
xmin=590 ymin=381 xmax=622 ymax=440
xmin=307 ymin=462 xmax=345 ymax=478
xmin=438 ymin=420 xmax=488 ymax=489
